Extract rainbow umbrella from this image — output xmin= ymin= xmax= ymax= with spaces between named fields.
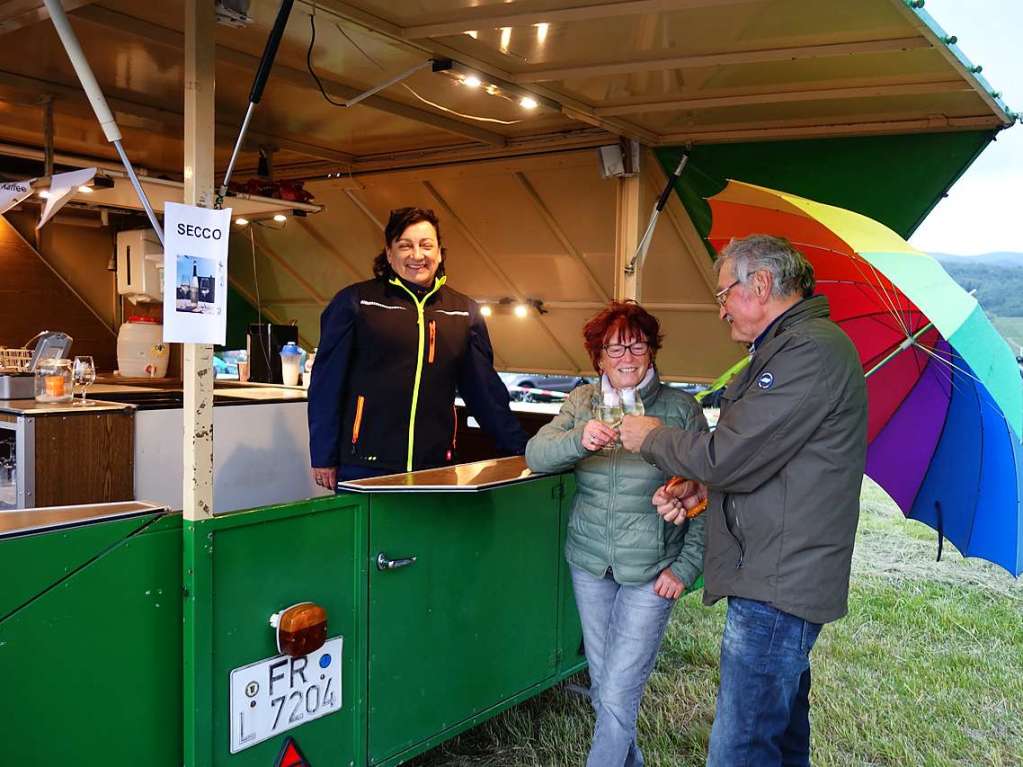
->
xmin=706 ymin=180 xmax=1023 ymax=576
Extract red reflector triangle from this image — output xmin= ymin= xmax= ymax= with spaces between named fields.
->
xmin=274 ymin=736 xmax=310 ymax=767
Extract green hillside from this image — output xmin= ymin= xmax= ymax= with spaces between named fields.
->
xmin=939 ymin=262 xmax=1023 ymax=319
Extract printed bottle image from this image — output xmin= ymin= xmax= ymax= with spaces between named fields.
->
xmin=189 ymin=263 xmax=199 ymax=306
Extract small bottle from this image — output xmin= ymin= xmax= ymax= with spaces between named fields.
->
xmin=189 ymin=263 xmax=199 ymax=307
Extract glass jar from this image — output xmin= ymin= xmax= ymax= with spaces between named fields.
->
xmin=34 ymin=358 xmax=73 ymax=403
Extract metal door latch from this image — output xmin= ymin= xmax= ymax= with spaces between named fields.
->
xmin=377 ymin=552 xmax=417 ymax=571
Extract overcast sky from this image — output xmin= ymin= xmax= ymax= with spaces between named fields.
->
xmin=907 ymin=0 xmax=1022 ymax=256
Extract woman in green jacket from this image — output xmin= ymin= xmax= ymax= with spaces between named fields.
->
xmin=525 ymin=301 xmax=707 ymax=767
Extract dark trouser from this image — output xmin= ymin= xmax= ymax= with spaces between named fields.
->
xmin=707 ymin=597 xmax=822 ymax=767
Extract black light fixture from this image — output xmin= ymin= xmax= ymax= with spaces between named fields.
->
xmin=431 ymin=59 xmax=560 ymax=113
xmin=479 ymin=297 xmax=546 ymax=318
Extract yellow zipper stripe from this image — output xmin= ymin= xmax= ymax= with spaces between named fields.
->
xmin=390 ymin=276 xmax=446 ymax=471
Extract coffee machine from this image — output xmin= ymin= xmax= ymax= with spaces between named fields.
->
xmin=246 ymin=323 xmax=298 ymax=385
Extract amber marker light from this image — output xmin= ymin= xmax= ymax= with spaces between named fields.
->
xmin=269 ymin=602 xmax=328 ymax=657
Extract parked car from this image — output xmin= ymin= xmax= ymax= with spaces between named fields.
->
xmin=499 ymin=372 xmax=590 ymax=393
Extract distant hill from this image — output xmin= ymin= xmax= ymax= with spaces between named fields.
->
xmin=932 ymin=251 xmax=1023 ymax=267
xmin=936 ymin=258 xmax=1023 ymax=319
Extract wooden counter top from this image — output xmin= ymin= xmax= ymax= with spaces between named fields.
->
xmin=0 ymin=500 xmax=170 ymax=539
xmin=338 ymin=456 xmax=541 ymax=493
xmin=0 ymin=398 xmax=134 ymax=415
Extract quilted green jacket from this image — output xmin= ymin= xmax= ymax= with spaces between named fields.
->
xmin=525 ymin=374 xmax=707 ymax=586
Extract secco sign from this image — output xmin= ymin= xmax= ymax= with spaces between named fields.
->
xmin=229 ymin=637 xmax=343 ymax=753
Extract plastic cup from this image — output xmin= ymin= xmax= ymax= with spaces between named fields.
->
xmin=281 ymin=357 xmax=300 ymax=387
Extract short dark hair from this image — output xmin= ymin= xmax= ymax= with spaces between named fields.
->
xmin=372 ymin=207 xmax=447 ymax=280
xmin=582 ymin=301 xmax=663 ymax=372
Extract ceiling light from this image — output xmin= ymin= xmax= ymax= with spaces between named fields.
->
xmin=465 ymin=30 xmax=477 ymax=39
xmin=273 ymin=213 xmax=287 ymax=223
xmin=235 ymin=217 xmax=249 ymax=226
xmin=514 ymin=303 xmax=529 ymax=318
xmin=499 ymin=27 xmax=512 ymax=52
xmin=535 ymin=23 xmax=549 ymax=44
xmin=432 ymin=58 xmax=561 ymax=113
xmin=480 ymin=304 xmax=493 ymax=318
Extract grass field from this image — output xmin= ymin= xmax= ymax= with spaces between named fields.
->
xmin=410 ymin=480 xmax=1023 ymax=767
xmin=992 ymin=316 xmax=1023 ymax=356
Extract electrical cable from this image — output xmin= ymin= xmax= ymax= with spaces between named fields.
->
xmin=306 ymin=11 xmax=522 ymax=125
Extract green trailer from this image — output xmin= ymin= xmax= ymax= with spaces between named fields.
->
xmin=0 ymin=459 xmax=584 ymax=766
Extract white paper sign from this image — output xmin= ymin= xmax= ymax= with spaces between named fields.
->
xmin=0 ymin=178 xmax=35 ymax=216
xmin=162 ymin=202 xmax=231 ymax=344
xmin=37 ymin=168 xmax=96 ymax=228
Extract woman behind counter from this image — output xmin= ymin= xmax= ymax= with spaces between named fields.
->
xmin=525 ymin=301 xmax=707 ymax=767
xmin=309 ymin=207 xmax=527 ymax=488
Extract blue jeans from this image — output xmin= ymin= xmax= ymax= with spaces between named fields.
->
xmin=571 ymin=566 xmax=676 ymax=767
xmin=707 ymin=597 xmax=823 ymax=767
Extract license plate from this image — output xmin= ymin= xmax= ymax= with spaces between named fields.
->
xmin=229 ymin=636 xmax=343 ymax=753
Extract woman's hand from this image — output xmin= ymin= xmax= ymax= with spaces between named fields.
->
xmin=581 ymin=419 xmax=618 ymax=452
xmin=652 ymin=479 xmax=708 ymax=525
xmin=312 ymin=466 xmax=337 ymax=490
xmin=653 ymin=567 xmax=685 ymax=600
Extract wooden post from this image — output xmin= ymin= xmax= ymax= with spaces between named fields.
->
xmin=182 ymin=0 xmax=215 ymax=521
xmin=614 ymin=173 xmax=641 ymax=301
xmin=182 ymin=1 xmax=215 ymax=765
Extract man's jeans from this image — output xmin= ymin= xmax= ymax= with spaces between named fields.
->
xmin=571 ymin=566 xmax=676 ymax=767
xmin=707 ymin=597 xmax=823 ymax=767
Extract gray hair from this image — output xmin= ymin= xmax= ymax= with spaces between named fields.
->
xmin=715 ymin=234 xmax=815 ymax=299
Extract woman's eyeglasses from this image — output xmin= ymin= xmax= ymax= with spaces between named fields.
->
xmin=603 ymin=341 xmax=649 ymax=358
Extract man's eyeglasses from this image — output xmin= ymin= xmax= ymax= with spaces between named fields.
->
xmin=715 ymin=279 xmax=741 ymax=307
xmin=603 ymin=341 xmax=649 ymax=358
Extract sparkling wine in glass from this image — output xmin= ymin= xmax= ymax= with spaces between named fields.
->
xmin=72 ymin=356 xmax=96 ymax=407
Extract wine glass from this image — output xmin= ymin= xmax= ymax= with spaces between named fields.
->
xmin=594 ymin=399 xmax=624 ymax=451
xmin=72 ymin=356 xmax=96 ymax=407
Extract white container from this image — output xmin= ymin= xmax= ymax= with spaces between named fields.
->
xmin=117 ymin=318 xmax=170 ymax=378
xmin=280 ymin=342 xmax=301 ymax=387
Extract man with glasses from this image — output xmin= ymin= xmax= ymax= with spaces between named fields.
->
xmin=620 ymin=234 xmax=868 ymax=767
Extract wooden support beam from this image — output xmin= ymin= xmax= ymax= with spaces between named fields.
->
xmin=614 ymin=175 xmax=641 ymax=301
xmin=595 ymin=80 xmax=972 ymax=116
xmin=513 ymin=171 xmax=609 ymax=302
xmin=250 ymin=229 xmax=327 ymax=304
xmin=295 ymin=217 xmax=368 ymax=283
xmin=0 ymin=0 xmax=94 ymax=36
xmin=657 ymin=113 xmax=1004 ymax=144
xmin=182 ymin=0 xmax=215 ymax=521
xmin=0 ymin=68 xmax=356 ymax=165
xmin=72 ymin=5 xmax=507 ymax=147
xmin=516 ymin=37 xmax=931 ymax=83
xmin=423 ymin=180 xmax=580 ymax=372
xmin=181 ymin=7 xmax=215 ymax=767
xmin=401 ymin=0 xmax=759 ymax=39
